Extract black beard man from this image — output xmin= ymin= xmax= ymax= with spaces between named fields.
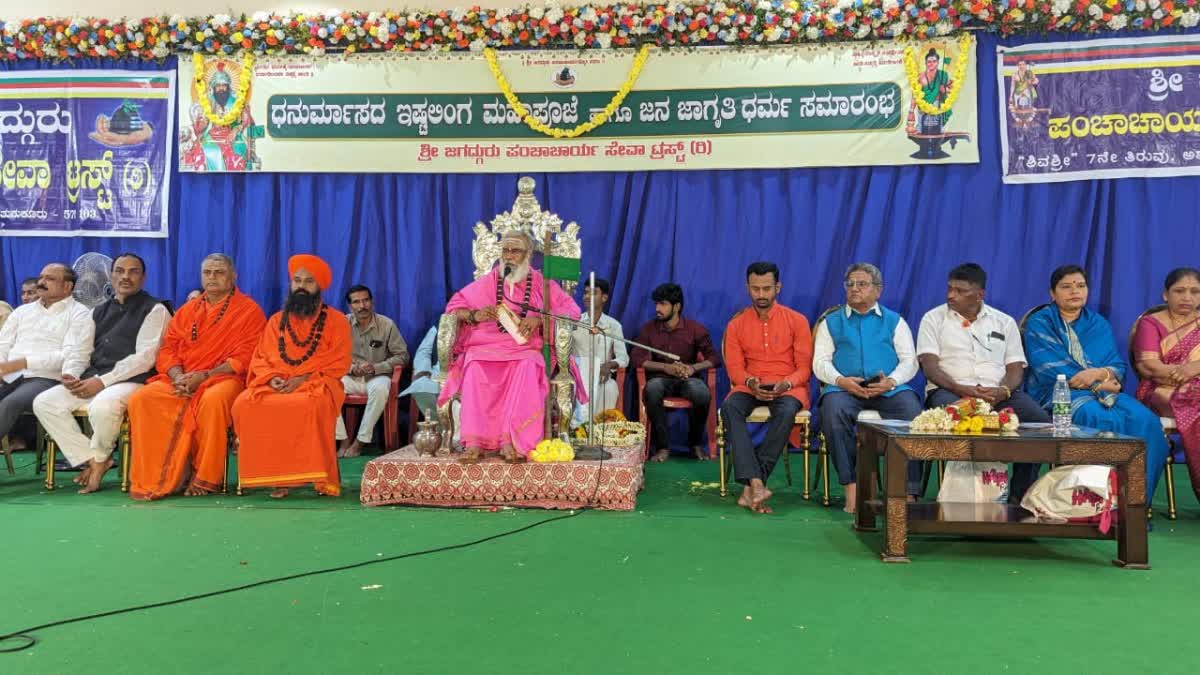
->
xmin=284 ymin=288 xmax=321 ymax=317
xmin=213 ymin=84 xmax=231 ymax=108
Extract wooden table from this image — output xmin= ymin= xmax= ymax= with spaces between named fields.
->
xmin=853 ymin=421 xmax=1149 ymax=569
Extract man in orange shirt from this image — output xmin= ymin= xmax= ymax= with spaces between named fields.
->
xmin=233 ymin=254 xmax=351 ymax=499
xmin=128 ymin=254 xmax=266 ymax=500
xmin=721 ymin=262 xmax=812 ymax=513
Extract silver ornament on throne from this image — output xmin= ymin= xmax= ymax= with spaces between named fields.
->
xmin=433 ymin=176 xmax=583 ymax=454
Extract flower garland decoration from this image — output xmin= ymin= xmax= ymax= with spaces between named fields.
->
xmin=2 ymin=2 xmax=1198 ymax=62
xmin=912 ymin=397 xmax=1020 ymax=433
xmin=484 ymin=43 xmax=651 ymax=139
xmin=531 ymin=438 xmax=575 ymax=462
xmin=904 ymin=32 xmax=972 ymax=116
xmin=193 ymin=50 xmax=254 ymax=126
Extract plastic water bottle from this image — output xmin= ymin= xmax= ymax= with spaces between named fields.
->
xmin=1052 ymin=374 xmax=1072 ymax=435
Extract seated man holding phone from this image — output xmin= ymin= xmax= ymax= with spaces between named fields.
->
xmin=721 ymin=262 xmax=812 ymax=514
xmin=813 ymin=263 xmax=923 ymax=513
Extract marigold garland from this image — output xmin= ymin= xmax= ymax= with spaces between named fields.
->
xmin=484 ymin=44 xmax=651 ymax=139
xmin=2 ymin=2 xmax=1198 ymax=62
xmin=904 ymin=33 xmax=972 ymax=117
xmin=193 ymin=50 xmax=253 ymax=126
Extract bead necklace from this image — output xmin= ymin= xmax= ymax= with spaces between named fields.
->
xmin=495 ymin=273 xmax=532 ymax=331
xmin=277 ymin=306 xmax=328 ymax=366
xmin=191 ymin=289 xmax=235 ymax=342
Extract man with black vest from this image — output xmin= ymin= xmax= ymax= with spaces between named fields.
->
xmin=34 ymin=253 xmax=168 ymax=494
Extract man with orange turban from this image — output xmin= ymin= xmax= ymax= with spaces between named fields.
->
xmin=128 ymin=253 xmax=266 ymax=500
xmin=233 ymin=254 xmax=351 ymax=498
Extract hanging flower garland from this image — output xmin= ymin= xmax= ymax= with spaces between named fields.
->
xmin=904 ymin=32 xmax=972 ymax=116
xmin=192 ymin=50 xmax=254 ymax=126
xmin=2 ymin=2 xmax=1199 ymax=61
xmin=484 ymin=44 xmax=651 ymax=139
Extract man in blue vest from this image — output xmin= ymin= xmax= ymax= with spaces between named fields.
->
xmin=34 ymin=253 xmax=169 ymax=494
xmin=813 ymin=263 xmax=923 ymax=513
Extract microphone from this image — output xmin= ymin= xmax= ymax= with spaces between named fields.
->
xmin=502 ymin=263 xmax=513 ymax=278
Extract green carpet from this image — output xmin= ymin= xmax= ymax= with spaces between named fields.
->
xmin=4 ymin=451 xmax=1197 ymax=674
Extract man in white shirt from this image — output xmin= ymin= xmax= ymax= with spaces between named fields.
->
xmin=0 ymin=263 xmax=95 ymax=458
xmin=33 ymin=254 xmax=169 ymax=493
xmin=572 ymin=278 xmax=629 ymax=426
xmin=814 ymin=263 xmax=924 ymax=512
xmin=916 ymin=263 xmax=1048 ymax=502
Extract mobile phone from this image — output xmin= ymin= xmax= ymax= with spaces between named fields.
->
xmin=757 ymin=382 xmax=778 ymax=391
xmin=862 ymin=374 xmax=883 ymax=386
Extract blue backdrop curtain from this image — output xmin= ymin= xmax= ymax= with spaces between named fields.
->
xmin=2 ymin=31 xmax=1197 ymax=408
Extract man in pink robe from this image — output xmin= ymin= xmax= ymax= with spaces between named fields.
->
xmin=439 ymin=231 xmax=583 ymax=463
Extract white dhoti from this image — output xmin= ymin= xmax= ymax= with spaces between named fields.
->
xmin=335 ymin=374 xmax=392 ymax=443
xmin=33 ymin=382 xmax=142 ymax=467
xmin=571 ymin=356 xmax=620 ymax=427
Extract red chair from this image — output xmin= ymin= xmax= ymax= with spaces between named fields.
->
xmin=636 ymin=367 xmax=718 ymax=459
xmin=342 ymin=366 xmax=405 ymax=452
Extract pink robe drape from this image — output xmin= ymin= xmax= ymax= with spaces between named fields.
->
xmin=1133 ymin=313 xmax=1200 ymax=501
xmin=439 ymin=267 xmax=585 ymax=455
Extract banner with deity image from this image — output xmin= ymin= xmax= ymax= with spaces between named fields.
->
xmin=0 ymin=70 xmax=174 ymax=237
xmin=999 ymin=35 xmax=1200 ymax=183
xmin=177 ymin=37 xmax=978 ymax=173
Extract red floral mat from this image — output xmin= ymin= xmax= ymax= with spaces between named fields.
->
xmin=360 ymin=444 xmax=645 ymax=511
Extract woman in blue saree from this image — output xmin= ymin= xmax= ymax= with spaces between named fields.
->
xmin=1024 ymin=265 xmax=1169 ymax=502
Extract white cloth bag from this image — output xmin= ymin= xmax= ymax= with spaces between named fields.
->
xmin=936 ymin=461 xmax=1010 ymax=503
xmin=1020 ymin=465 xmax=1116 ymax=524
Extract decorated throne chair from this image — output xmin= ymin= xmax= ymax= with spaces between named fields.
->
xmin=434 ymin=176 xmax=583 ymax=453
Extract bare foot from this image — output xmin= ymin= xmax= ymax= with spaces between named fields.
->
xmin=907 ymin=495 xmax=917 ymax=503
xmin=336 ymin=439 xmax=350 ymax=458
xmin=843 ymin=483 xmax=858 ymax=514
xmin=73 ymin=464 xmax=92 ymax=486
xmin=750 ymin=479 xmax=773 ymax=514
xmin=269 ymin=488 xmax=290 ymax=499
xmin=649 ymin=448 xmax=669 ymax=463
xmin=183 ymin=483 xmax=210 ymax=496
xmin=459 ymin=447 xmax=481 ymax=464
xmin=8 ymin=438 xmax=26 ymax=452
xmin=78 ymin=458 xmax=114 ymax=494
xmin=692 ymin=446 xmax=708 ymax=462
xmin=341 ymin=440 xmax=363 ymax=458
xmin=738 ymin=486 xmax=756 ymax=510
xmin=500 ymin=446 xmax=525 ymax=464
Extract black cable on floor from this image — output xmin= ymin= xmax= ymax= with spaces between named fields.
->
xmin=0 ymin=507 xmax=586 ymax=654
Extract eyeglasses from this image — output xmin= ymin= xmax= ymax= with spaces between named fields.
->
xmin=843 ymin=280 xmax=878 ymax=289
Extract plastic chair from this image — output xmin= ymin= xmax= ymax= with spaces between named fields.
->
xmin=636 ymin=366 xmax=718 ymax=459
xmin=341 ymin=366 xmax=406 ymax=452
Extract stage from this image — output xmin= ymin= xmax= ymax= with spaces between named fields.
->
xmin=360 ymin=444 xmax=645 ymax=510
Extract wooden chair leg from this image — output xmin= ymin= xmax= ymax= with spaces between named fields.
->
xmin=821 ymin=439 xmax=831 ymax=507
xmin=45 ymin=439 xmax=57 ymax=491
xmin=783 ymin=446 xmax=792 ymax=487
xmin=801 ymin=447 xmax=811 ymax=500
xmin=2 ymin=436 xmax=13 ymax=475
xmin=120 ymin=420 xmax=131 ymax=493
xmin=1164 ymin=453 xmax=1177 ymax=521
xmin=717 ymin=418 xmax=727 ymax=498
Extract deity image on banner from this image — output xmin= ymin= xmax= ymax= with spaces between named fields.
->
xmin=905 ymin=42 xmax=972 ymax=161
xmin=1007 ymin=60 xmax=1050 ymax=131
xmin=88 ymin=100 xmax=155 ymax=147
xmin=180 ymin=58 xmax=262 ymax=172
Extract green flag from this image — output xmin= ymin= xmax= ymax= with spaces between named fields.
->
xmin=543 ymin=254 xmax=580 ymax=281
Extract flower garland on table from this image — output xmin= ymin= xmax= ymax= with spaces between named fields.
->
xmin=484 ymin=44 xmax=651 ymax=139
xmin=3 ymin=5 xmax=1200 ymax=61
xmin=904 ymin=32 xmax=972 ymax=117
xmin=911 ymin=397 xmax=1020 ymax=433
xmin=192 ymin=50 xmax=253 ymax=127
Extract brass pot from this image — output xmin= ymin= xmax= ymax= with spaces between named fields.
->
xmin=413 ymin=420 xmax=442 ymax=457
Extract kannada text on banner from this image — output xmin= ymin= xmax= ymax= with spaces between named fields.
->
xmin=0 ymin=71 xmax=175 ymax=237
xmin=999 ymin=35 xmax=1200 ymax=184
xmin=179 ymin=40 xmax=978 ymax=173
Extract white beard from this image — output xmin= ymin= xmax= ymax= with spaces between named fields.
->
xmin=504 ymin=261 xmax=531 ymax=291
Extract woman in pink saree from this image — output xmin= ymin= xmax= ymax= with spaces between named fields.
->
xmin=438 ymin=231 xmax=584 ymax=463
xmin=1133 ymin=267 xmax=1200 ymax=502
